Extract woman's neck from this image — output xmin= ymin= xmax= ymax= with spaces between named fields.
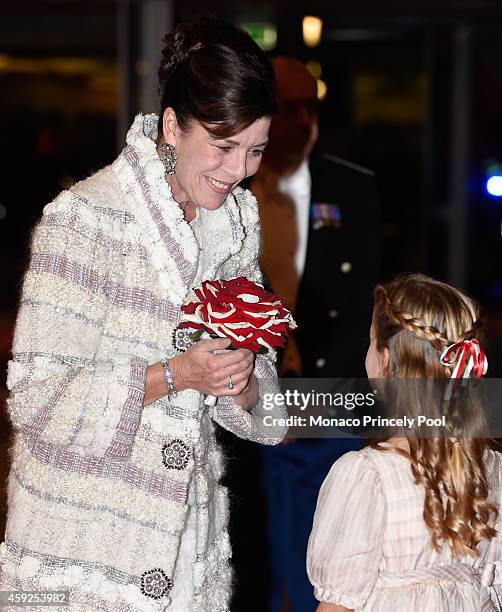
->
xmin=178 ymin=198 xmax=197 ymax=223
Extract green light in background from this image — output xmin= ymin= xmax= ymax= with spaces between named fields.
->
xmin=485 ymin=159 xmax=502 ymax=176
xmin=241 ymin=23 xmax=277 ymax=51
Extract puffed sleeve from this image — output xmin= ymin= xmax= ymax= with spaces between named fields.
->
xmin=6 ymin=192 xmax=148 ymax=459
xmin=475 ymin=450 xmax=502 ymax=607
xmin=307 ymin=451 xmax=386 ymax=609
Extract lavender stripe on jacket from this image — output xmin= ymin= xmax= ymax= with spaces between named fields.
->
xmin=1 ymin=114 xmax=287 ymax=612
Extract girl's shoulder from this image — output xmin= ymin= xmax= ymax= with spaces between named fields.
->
xmin=321 ymin=448 xmax=384 ymax=502
xmin=322 ymin=445 xmax=420 ymax=509
xmin=332 ymin=444 xmax=406 ymax=468
xmin=486 ymin=447 xmax=502 ymax=464
xmin=344 ymin=443 xmax=409 ymax=467
xmin=354 ymin=445 xmax=502 ymax=488
xmin=330 ymin=444 xmax=411 ymax=490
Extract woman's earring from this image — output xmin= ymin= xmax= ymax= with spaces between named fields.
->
xmin=159 ymin=143 xmax=178 ymax=175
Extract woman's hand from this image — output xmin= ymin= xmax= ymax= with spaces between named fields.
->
xmin=171 ymin=338 xmax=255 ymax=397
xmin=142 ymin=338 xmax=257 ymax=407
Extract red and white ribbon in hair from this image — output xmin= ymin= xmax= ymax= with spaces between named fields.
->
xmin=440 ymin=339 xmax=488 ymax=400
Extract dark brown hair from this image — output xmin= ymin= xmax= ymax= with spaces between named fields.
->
xmin=371 ymin=273 xmax=497 ymax=558
xmin=157 ymin=15 xmax=276 ymax=138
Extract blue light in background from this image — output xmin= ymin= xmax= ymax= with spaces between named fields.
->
xmin=486 ymin=175 xmax=502 ymax=197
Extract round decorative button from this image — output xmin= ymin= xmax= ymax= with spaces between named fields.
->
xmin=140 ymin=568 xmax=172 ymax=600
xmin=340 ymin=261 xmax=352 ymax=273
xmin=316 ymin=358 xmax=326 ymax=368
xmin=173 ymin=328 xmax=196 ymax=352
xmin=162 ymin=439 xmax=191 ymax=470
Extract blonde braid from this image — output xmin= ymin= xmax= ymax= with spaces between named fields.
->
xmin=371 ymin=274 xmax=497 ymax=558
xmin=378 ymin=285 xmax=452 ymax=351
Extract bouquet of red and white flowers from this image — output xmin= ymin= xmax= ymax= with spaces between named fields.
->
xmin=176 ymin=276 xmax=296 ymax=351
xmin=174 ymin=277 xmax=296 ymax=403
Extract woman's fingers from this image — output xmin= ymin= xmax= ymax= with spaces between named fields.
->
xmin=210 ymin=351 xmax=254 ymax=386
xmin=221 ymin=363 xmax=254 ymax=386
xmin=195 ymin=337 xmax=232 ymax=353
xmin=211 ymin=347 xmax=253 ymax=366
xmin=204 ymin=357 xmax=253 ymax=395
xmin=180 ymin=340 xmax=255 ymax=396
xmin=216 ymin=372 xmax=252 ymax=396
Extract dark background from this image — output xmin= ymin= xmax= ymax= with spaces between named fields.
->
xmin=0 ymin=0 xmax=501 ymax=608
xmin=2 ymin=1 xmax=502 ymax=342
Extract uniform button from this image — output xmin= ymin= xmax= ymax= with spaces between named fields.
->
xmin=316 ymin=357 xmax=326 ymax=368
xmin=328 ymin=309 xmax=338 ymax=319
xmin=340 ymin=261 xmax=352 ymax=273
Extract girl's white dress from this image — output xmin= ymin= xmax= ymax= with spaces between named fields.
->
xmin=307 ymin=444 xmax=502 ymax=611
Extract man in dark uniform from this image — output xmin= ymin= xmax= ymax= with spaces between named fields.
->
xmin=251 ymin=57 xmax=381 ymax=611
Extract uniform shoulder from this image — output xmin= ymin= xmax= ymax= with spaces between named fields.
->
xmin=319 ymin=153 xmax=375 ymax=177
xmin=309 ymin=153 xmax=380 ymax=221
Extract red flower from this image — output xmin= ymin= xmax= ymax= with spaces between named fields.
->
xmin=179 ymin=277 xmax=296 ymax=353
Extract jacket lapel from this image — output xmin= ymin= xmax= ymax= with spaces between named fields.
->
xmin=112 ymin=114 xmax=199 ymax=306
xmin=195 ymin=192 xmax=245 ymax=282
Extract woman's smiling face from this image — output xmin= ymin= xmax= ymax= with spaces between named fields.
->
xmin=161 ymin=108 xmax=270 ymax=210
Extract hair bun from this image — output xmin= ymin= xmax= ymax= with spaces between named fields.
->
xmin=158 ymin=20 xmax=208 ymax=97
xmin=157 ymin=15 xmax=276 ymax=138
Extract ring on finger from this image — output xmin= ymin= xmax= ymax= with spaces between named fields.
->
xmin=228 ymin=375 xmax=234 ymax=390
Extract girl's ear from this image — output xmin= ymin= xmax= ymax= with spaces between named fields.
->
xmin=161 ymin=107 xmax=179 ymax=147
xmin=381 ymin=346 xmax=390 ymax=376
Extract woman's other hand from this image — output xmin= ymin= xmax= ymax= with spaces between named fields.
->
xmin=232 ymin=372 xmax=259 ymax=412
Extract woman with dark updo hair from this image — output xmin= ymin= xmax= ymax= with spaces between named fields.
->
xmin=1 ymin=15 xmax=286 ymax=611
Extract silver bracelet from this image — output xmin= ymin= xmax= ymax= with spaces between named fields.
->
xmin=160 ymin=357 xmax=177 ymax=400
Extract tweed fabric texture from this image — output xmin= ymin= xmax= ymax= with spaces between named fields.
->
xmin=0 ymin=114 xmax=287 ymax=611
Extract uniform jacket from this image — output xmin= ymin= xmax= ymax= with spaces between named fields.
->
xmin=254 ymin=153 xmax=381 ymax=379
xmin=1 ymin=114 xmax=286 ymax=611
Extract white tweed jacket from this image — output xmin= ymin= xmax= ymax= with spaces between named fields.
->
xmin=1 ymin=114 xmax=287 ymax=611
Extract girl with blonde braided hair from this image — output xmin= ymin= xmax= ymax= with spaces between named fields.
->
xmin=307 ymin=273 xmax=502 ymax=611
